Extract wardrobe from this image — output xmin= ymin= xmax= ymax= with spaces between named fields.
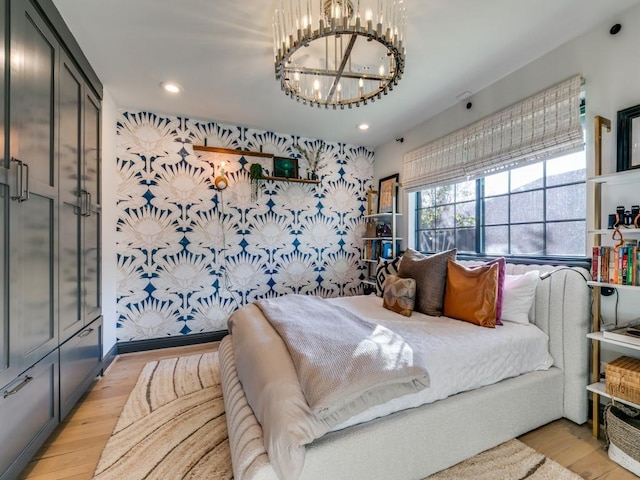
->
xmin=0 ymin=0 xmax=103 ymax=478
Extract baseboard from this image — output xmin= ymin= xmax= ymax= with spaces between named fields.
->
xmin=117 ymin=331 xmax=228 ymax=354
xmin=101 ymin=343 xmax=118 ymax=374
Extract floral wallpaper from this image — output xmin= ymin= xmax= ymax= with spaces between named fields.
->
xmin=115 ymin=111 xmax=374 ymax=341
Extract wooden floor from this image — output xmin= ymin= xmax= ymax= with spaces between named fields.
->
xmin=18 ymin=343 xmax=638 ymax=480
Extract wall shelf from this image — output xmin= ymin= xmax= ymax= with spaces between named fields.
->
xmin=262 ymin=175 xmax=320 ymax=184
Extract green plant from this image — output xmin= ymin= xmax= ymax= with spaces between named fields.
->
xmin=293 ymin=143 xmax=325 ymax=179
xmin=249 ymin=163 xmax=263 ymax=201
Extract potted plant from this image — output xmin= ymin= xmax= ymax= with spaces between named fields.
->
xmin=293 ymin=143 xmax=324 ymax=180
xmin=249 ymin=163 xmax=263 ymax=201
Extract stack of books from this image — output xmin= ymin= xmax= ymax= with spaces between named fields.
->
xmin=591 ymin=245 xmax=639 ymax=285
xmin=603 ymin=322 xmax=640 ymax=346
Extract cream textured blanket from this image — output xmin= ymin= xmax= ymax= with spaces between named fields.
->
xmin=228 ymin=295 xmax=429 ymax=480
xmin=255 ymin=294 xmax=430 ymax=428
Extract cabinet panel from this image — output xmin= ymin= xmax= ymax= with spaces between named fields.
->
xmin=0 ymin=186 xmax=6 ymax=378
xmin=16 ymin=193 xmax=54 ymax=357
xmin=0 ymin=349 xmax=58 ymax=480
xmin=83 ymin=89 xmax=101 ymax=322
xmin=16 ymin=4 xmax=56 ymax=189
xmin=59 ymin=317 xmax=102 ymax=420
xmin=58 ymin=55 xmax=82 ymax=342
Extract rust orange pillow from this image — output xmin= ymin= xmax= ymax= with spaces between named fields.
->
xmin=443 ymin=260 xmax=499 ymax=328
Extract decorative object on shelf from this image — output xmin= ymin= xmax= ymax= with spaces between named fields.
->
xmin=272 ymin=0 xmax=407 ymax=109
xmin=376 ymin=223 xmax=392 ymax=237
xmin=366 ymin=189 xmax=378 ymax=215
xmin=365 ymin=220 xmax=377 ymax=237
xmin=273 ymin=156 xmax=299 ymax=179
xmin=617 ymin=104 xmax=640 ymax=172
xmin=249 ymin=163 xmax=264 ymax=201
xmin=293 ymin=143 xmax=325 ymax=180
xmin=377 ymin=173 xmax=399 ymax=214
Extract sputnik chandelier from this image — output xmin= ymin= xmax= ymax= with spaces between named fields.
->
xmin=273 ymin=0 xmax=407 ymax=109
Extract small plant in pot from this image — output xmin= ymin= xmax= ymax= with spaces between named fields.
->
xmin=249 ymin=163 xmax=264 ymax=201
xmin=293 ymin=143 xmax=324 ymax=180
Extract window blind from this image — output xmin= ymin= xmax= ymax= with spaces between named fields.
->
xmin=403 ymin=75 xmax=583 ymax=192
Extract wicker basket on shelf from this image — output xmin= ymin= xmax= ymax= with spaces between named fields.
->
xmin=606 ymin=356 xmax=640 ymax=404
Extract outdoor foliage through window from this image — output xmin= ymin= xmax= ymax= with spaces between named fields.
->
xmin=415 ymin=150 xmax=586 ymax=258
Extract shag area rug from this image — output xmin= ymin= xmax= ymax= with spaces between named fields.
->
xmin=94 ymin=353 xmax=582 ymax=480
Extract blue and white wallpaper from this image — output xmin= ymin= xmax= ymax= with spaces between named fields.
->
xmin=116 ymin=111 xmax=374 ymax=341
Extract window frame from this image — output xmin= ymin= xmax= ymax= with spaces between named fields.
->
xmin=413 ymin=152 xmax=588 ymax=264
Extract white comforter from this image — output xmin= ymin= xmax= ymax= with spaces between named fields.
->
xmin=229 ymin=295 xmax=553 ymax=480
xmin=327 ymin=295 xmax=554 ymax=430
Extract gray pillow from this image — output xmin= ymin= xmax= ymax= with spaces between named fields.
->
xmin=397 ymin=248 xmax=457 ymax=316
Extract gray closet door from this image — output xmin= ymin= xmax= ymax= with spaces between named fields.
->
xmin=58 ymin=53 xmax=82 ymax=343
xmin=0 ymin=0 xmax=7 ymax=390
xmin=83 ymin=90 xmax=101 ymax=323
xmin=8 ymin=0 xmax=58 ymax=372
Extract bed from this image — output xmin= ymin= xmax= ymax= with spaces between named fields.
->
xmin=219 ymin=263 xmax=590 ymax=480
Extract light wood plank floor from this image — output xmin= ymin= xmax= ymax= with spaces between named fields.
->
xmin=18 ymin=343 xmax=638 ymax=480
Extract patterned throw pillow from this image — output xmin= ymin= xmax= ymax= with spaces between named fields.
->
xmin=375 ymin=256 xmax=402 ymax=297
xmin=397 ymin=248 xmax=457 ymax=316
xmin=383 ymin=275 xmax=416 ymax=317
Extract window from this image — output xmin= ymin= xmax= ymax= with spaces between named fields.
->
xmin=414 ymin=150 xmax=586 ymax=258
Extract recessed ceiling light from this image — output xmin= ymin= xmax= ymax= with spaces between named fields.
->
xmin=160 ymin=82 xmax=182 ymax=94
xmin=358 ymin=123 xmax=370 ymax=131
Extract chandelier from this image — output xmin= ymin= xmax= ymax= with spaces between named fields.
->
xmin=273 ymin=0 xmax=407 ymax=109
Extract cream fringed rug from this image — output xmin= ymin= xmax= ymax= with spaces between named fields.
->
xmin=94 ymin=353 xmax=581 ymax=480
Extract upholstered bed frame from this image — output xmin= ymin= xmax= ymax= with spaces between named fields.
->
xmin=219 ymin=263 xmax=590 ymax=480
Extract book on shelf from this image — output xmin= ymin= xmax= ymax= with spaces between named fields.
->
xmin=603 ymin=321 xmax=640 ymax=346
xmin=591 ymin=245 xmax=640 ymax=285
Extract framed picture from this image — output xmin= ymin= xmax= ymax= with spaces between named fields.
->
xmin=617 ymin=104 xmax=640 ymax=171
xmin=377 ymin=173 xmax=399 ymax=214
xmin=273 ymin=156 xmax=298 ymax=178
xmin=366 ymin=189 xmax=378 ymax=215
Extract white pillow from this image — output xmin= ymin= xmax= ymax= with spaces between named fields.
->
xmin=501 ymin=271 xmax=540 ymax=324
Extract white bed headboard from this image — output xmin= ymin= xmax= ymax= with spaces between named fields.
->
xmin=507 ymin=263 xmax=590 ymax=424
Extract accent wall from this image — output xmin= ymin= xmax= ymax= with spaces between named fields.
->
xmin=115 ymin=111 xmax=374 ymax=341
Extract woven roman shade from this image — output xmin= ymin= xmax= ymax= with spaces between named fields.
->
xmin=403 ymin=75 xmax=583 ymax=192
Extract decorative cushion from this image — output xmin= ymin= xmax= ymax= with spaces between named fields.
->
xmin=443 ymin=260 xmax=499 ymax=328
xmin=501 ymin=271 xmax=540 ymax=324
xmin=485 ymin=258 xmax=506 ymax=325
xmin=375 ymin=256 xmax=402 ymax=297
xmin=397 ymin=248 xmax=457 ymax=316
xmin=382 ymin=275 xmax=416 ymax=317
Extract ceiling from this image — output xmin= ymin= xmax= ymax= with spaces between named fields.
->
xmin=53 ymin=0 xmax=640 ymax=149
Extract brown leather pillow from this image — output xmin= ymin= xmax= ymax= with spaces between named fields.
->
xmin=443 ymin=259 xmax=499 ymax=328
xmin=397 ymin=248 xmax=457 ymax=316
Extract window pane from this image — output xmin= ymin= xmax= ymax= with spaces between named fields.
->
xmin=485 ymin=171 xmax=508 ymax=197
xmin=436 ymin=230 xmax=456 ymax=251
xmin=547 ymin=151 xmax=586 ymax=187
xmin=546 ymin=184 xmax=586 ymax=221
xmin=484 ymin=195 xmax=508 ymax=226
xmin=455 ymin=180 xmax=475 ymax=202
xmin=419 ymin=189 xmax=436 ymax=208
xmin=456 ymin=201 xmax=476 ymax=227
xmin=418 ymin=230 xmax=435 ymax=251
xmin=435 ymin=205 xmax=454 ymax=228
xmin=418 ymin=207 xmax=436 ymax=229
xmin=485 ymin=226 xmax=509 ymax=255
xmin=435 ymin=185 xmax=454 ymax=205
xmin=511 ymin=224 xmax=544 ymax=255
xmin=511 ymin=191 xmax=543 ymax=223
xmin=511 ymin=162 xmax=543 ymax=192
xmin=546 ymin=221 xmax=586 ymax=256
xmin=456 ymin=228 xmax=476 ymax=253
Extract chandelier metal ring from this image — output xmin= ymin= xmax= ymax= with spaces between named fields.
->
xmin=273 ymin=0 xmax=407 ymax=109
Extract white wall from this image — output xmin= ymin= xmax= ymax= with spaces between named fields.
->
xmin=101 ymin=89 xmax=118 ymax=355
xmin=374 ymin=3 xmax=640 ymax=329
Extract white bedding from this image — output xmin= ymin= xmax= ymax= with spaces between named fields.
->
xmin=326 ymin=295 xmax=554 ymax=431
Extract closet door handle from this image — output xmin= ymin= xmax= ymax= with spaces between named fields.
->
xmin=10 ymin=157 xmax=23 ymax=201
xmin=86 ymin=192 xmax=92 ymax=217
xmin=78 ymin=327 xmax=94 ymax=338
xmin=3 ymin=375 xmax=33 ymax=398
xmin=22 ymin=162 xmax=29 ymax=201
